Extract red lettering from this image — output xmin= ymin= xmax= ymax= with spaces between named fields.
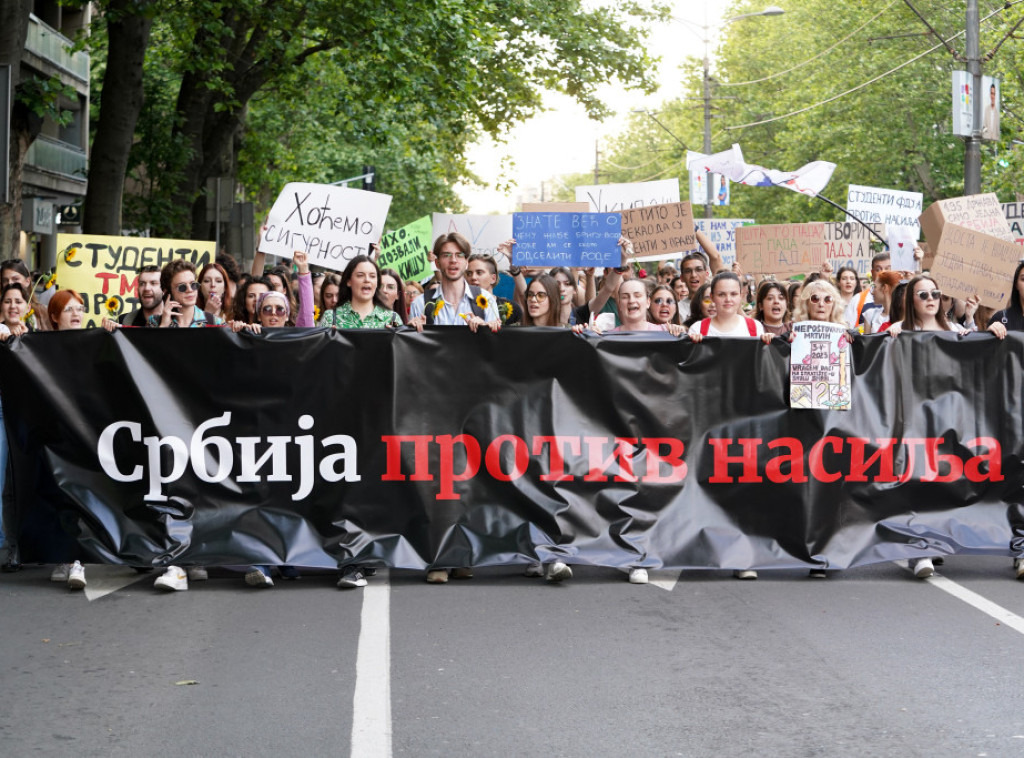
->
xmin=964 ymin=437 xmax=1004 ymax=482
xmin=532 ymin=436 xmax=581 ymax=482
xmin=120 ymin=274 xmax=138 ymax=297
xmin=485 ymin=435 xmax=529 ymax=482
xmin=920 ymin=437 xmax=963 ymax=483
xmin=896 ymin=438 xmax=927 ymax=483
xmin=380 ymin=435 xmax=433 ymax=482
xmin=95 ymin=271 xmax=118 ymax=294
xmin=640 ymin=437 xmax=687 ymax=483
xmin=435 ymin=434 xmax=481 ymax=500
xmin=808 ymin=436 xmax=844 ymax=482
xmin=708 ymin=438 xmax=762 ymax=483
xmin=583 ymin=437 xmax=637 ymax=482
xmin=847 ymin=437 xmax=898 ymax=482
xmin=765 ymin=438 xmax=807 ymax=483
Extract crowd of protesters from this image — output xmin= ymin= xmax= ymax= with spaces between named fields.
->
xmin=0 ymin=226 xmax=1020 ymax=591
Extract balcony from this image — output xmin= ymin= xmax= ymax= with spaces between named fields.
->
xmin=25 ymin=135 xmax=87 ymax=183
xmin=24 ymin=14 xmax=89 ymax=84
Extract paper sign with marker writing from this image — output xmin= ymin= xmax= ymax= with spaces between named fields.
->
xmin=789 ymin=321 xmax=852 ymax=411
xmin=919 ymin=193 xmax=1014 ymax=252
xmin=929 ymin=223 xmax=1022 ymax=309
xmin=735 ymin=222 xmax=885 ymax=276
xmin=618 ymin=202 xmax=696 ymax=260
xmin=511 ymin=212 xmax=622 ymax=267
xmin=694 ymin=218 xmax=754 ymax=266
xmin=1001 ymin=202 xmax=1024 ymax=245
xmin=378 ymin=216 xmax=433 ymax=284
xmin=575 ymin=179 xmax=680 ymax=212
xmin=259 ymin=182 xmax=392 ymax=272
xmin=432 ymin=213 xmax=514 ymax=269
xmin=847 ymin=184 xmax=922 ymax=269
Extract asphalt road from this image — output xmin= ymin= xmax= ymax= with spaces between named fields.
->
xmin=2 ymin=558 xmax=1024 ymax=757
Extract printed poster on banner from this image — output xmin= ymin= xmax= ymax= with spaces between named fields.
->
xmin=575 ymin=179 xmax=680 ymax=212
xmin=431 ymin=213 xmax=513 ymax=269
xmin=789 ymin=321 xmax=852 ymax=411
xmin=56 ymin=233 xmax=214 ymax=328
xmin=378 ymin=216 xmax=433 ymax=284
xmin=847 ymin=184 xmax=922 ymax=270
xmin=694 ymin=218 xmax=754 ymax=266
xmin=259 ymin=182 xmax=392 ymax=272
xmin=511 ymin=212 xmax=622 ymax=267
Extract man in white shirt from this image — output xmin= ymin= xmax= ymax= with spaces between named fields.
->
xmin=409 ymin=233 xmax=501 ymax=329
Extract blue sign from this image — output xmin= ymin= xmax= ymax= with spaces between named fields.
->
xmin=511 ymin=212 xmax=622 ymax=267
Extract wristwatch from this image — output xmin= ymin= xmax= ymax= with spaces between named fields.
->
xmin=508 ymin=266 xmax=522 ymax=276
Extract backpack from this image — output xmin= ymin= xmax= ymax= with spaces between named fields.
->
xmin=699 ymin=317 xmax=757 ymax=337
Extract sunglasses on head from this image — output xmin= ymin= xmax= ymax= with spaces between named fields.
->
xmin=916 ymin=289 xmax=942 ymax=301
xmin=261 ymin=304 xmax=287 ymax=315
xmin=809 ymin=294 xmax=834 ymax=304
xmin=176 ymin=281 xmax=199 ymax=293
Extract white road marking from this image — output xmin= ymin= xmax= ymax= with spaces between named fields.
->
xmin=648 ymin=569 xmax=682 ymax=592
xmin=350 ymin=569 xmax=392 ymax=758
xmin=82 ymin=565 xmax=151 ymax=602
xmin=897 ymin=561 xmax=1024 ymax=635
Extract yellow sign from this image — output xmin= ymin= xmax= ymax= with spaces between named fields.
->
xmin=56 ymin=234 xmax=215 ymax=327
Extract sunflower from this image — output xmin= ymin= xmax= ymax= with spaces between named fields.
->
xmin=313 ymin=305 xmax=321 ymax=322
xmin=45 ymin=272 xmax=57 ymax=290
xmin=475 ymin=293 xmax=489 ymax=310
xmin=432 ymin=299 xmax=444 ymax=317
xmin=22 ymin=308 xmax=34 ymax=323
xmin=105 ymin=296 xmax=119 ymax=315
xmin=501 ymin=302 xmax=513 ymax=321
xmin=64 ymin=246 xmax=78 ymax=261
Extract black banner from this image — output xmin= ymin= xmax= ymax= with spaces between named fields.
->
xmin=1 ymin=328 xmax=1021 ymax=570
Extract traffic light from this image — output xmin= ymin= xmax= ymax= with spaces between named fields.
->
xmin=362 ymin=164 xmax=376 ymax=192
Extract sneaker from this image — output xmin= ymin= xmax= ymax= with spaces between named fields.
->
xmin=1016 ymin=558 xmax=1024 ymax=581
xmin=524 ymin=562 xmax=544 ymax=578
xmin=50 ymin=564 xmax=71 ymax=583
xmin=426 ymin=569 xmax=449 ymax=584
xmin=278 ymin=566 xmax=301 ymax=580
xmin=451 ymin=567 xmax=474 ymax=580
xmin=628 ymin=568 xmax=649 ymax=584
xmin=808 ymin=569 xmax=828 ymax=579
xmin=911 ymin=558 xmax=935 ymax=579
xmin=245 ymin=568 xmax=274 ymax=588
xmin=337 ymin=566 xmax=367 ymax=589
xmin=733 ymin=569 xmax=758 ymax=580
xmin=154 ymin=566 xmax=188 ymax=591
xmin=67 ymin=561 xmax=86 ymax=590
xmin=545 ymin=561 xmax=573 ymax=582
xmin=186 ymin=567 xmax=208 ymax=581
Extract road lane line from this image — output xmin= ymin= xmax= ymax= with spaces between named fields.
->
xmin=350 ymin=569 xmax=392 ymax=758
xmin=82 ymin=565 xmax=151 ymax=602
xmin=648 ymin=569 xmax=682 ymax=592
xmin=897 ymin=561 xmax=1024 ymax=635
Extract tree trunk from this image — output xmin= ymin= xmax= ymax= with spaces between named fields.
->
xmin=83 ymin=0 xmax=154 ymax=235
xmin=0 ymin=0 xmax=34 ymax=256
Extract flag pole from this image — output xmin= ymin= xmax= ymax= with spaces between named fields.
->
xmin=813 ymin=194 xmax=889 ymax=249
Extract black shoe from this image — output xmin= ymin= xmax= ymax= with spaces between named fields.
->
xmin=2 ymin=560 xmax=22 ymax=573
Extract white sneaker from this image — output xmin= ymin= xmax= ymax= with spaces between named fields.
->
xmin=912 ymin=558 xmax=934 ymax=579
xmin=1015 ymin=558 xmax=1024 ymax=580
xmin=545 ymin=561 xmax=573 ymax=582
xmin=186 ymin=567 xmax=208 ymax=581
xmin=50 ymin=564 xmax=70 ymax=583
xmin=154 ymin=566 xmax=188 ymax=591
xmin=524 ymin=562 xmax=544 ymax=577
xmin=337 ymin=567 xmax=367 ymax=589
xmin=426 ymin=569 xmax=449 ymax=583
xmin=733 ymin=569 xmax=758 ymax=580
xmin=244 ymin=568 xmax=274 ymax=588
xmin=628 ymin=568 xmax=649 ymax=584
xmin=67 ymin=561 xmax=86 ymax=590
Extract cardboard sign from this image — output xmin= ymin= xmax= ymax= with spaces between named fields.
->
xmin=511 ymin=212 xmax=622 ymax=267
xmin=1001 ymin=202 xmax=1024 ymax=245
xmin=789 ymin=321 xmax=852 ymax=411
xmin=432 ymin=213 xmax=514 ymax=269
xmin=694 ymin=218 xmax=755 ymax=266
xmin=575 ymin=179 xmax=680 ymax=212
xmin=55 ymin=233 xmax=214 ymax=328
xmin=618 ymin=201 xmax=696 ymax=261
xmin=929 ymin=223 xmax=1023 ymax=309
xmin=847 ymin=184 xmax=922 ymax=269
xmin=259 ymin=182 xmax=392 ymax=272
xmin=378 ymin=216 xmax=433 ymax=284
xmin=919 ymin=193 xmax=1014 ymax=252
xmin=735 ymin=222 xmax=885 ymax=276
xmin=521 ymin=202 xmax=590 ymax=212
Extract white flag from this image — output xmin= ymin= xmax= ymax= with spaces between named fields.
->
xmin=687 ymin=144 xmax=835 ymax=198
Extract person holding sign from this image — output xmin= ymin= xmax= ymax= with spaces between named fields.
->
xmin=408 ymin=234 xmax=500 ymax=332
xmin=986 ymin=261 xmax=1024 ymax=338
xmin=151 ymin=260 xmax=225 ymax=328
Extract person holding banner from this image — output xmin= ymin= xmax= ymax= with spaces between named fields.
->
xmin=46 ymin=290 xmax=85 ymax=331
xmin=648 ymin=284 xmax=683 ymax=327
xmin=611 ymin=280 xmax=685 ymax=336
xmin=791 ymin=280 xmax=845 ymax=326
xmin=754 ymin=281 xmax=790 ymax=337
xmin=987 ymin=261 xmax=1024 ymax=338
xmin=0 ymin=261 xmax=50 ymax=332
xmin=466 ymin=253 xmax=521 ymax=326
xmin=120 ymin=265 xmax=163 ymax=327
xmin=688 ymin=272 xmax=765 ymax=342
xmin=320 ymin=255 xmax=402 ymax=329
xmin=0 ymin=284 xmax=35 ymax=337
xmin=151 ymin=260 xmax=225 ymax=328
xmin=682 ymin=284 xmax=715 ymax=329
xmin=408 ymin=234 xmax=500 ymax=331
xmin=520 ymin=275 xmax=562 ymax=328
xmin=234 ymin=276 xmax=272 ymax=323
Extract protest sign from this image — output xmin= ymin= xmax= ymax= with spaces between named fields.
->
xmin=432 ymin=213 xmax=514 ymax=269
xmin=378 ymin=216 xmax=433 ymax=284
xmin=929 ymin=223 xmax=1022 ymax=309
xmin=735 ymin=222 xmax=885 ymax=276
xmin=919 ymin=193 xmax=1014 ymax=252
xmin=55 ymin=233 xmax=214 ymax=328
xmin=575 ymin=179 xmax=680 ymax=212
xmin=790 ymin=321 xmax=851 ymax=411
xmin=1001 ymin=202 xmax=1024 ymax=245
xmin=694 ymin=218 xmax=754 ymax=266
xmin=847 ymin=184 xmax=922 ymax=269
xmin=511 ymin=212 xmax=622 ymax=267
xmin=618 ymin=201 xmax=696 ymax=261
xmin=521 ymin=202 xmax=590 ymax=212
xmin=259 ymin=182 xmax=392 ymax=272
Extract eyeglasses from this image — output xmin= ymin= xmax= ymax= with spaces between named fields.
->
xmin=701 ymin=297 xmax=713 ymax=305
xmin=652 ymin=297 xmax=675 ymax=306
xmin=380 ymin=282 xmax=398 ymax=292
xmin=438 ymin=251 xmax=468 ymax=260
xmin=809 ymin=294 xmax=834 ymax=304
xmin=261 ymin=305 xmax=287 ymax=315
xmin=176 ymin=281 xmax=200 ymax=293
xmin=916 ymin=289 xmax=942 ymax=301
xmin=62 ymin=304 xmax=85 ymax=314
xmin=682 ymin=267 xmax=705 ymax=276
xmin=525 ymin=291 xmax=549 ymax=302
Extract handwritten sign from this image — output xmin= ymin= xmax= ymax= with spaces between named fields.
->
xmin=56 ymin=233 xmax=214 ymax=328
xmin=789 ymin=321 xmax=851 ymax=411
xmin=694 ymin=218 xmax=755 ymax=266
xmin=432 ymin=213 xmax=513 ymax=269
xmin=618 ymin=201 xmax=696 ymax=261
xmin=735 ymin=222 xmax=885 ymax=276
xmin=1002 ymin=202 xmax=1024 ymax=245
xmin=919 ymin=193 xmax=1014 ymax=252
xmin=511 ymin=212 xmax=622 ymax=267
xmin=378 ymin=216 xmax=433 ymax=283
xmin=260 ymin=182 xmax=392 ymax=272
xmin=930 ymin=223 xmax=1023 ymax=309
xmin=847 ymin=184 xmax=922 ymax=269
xmin=575 ymin=179 xmax=680 ymax=212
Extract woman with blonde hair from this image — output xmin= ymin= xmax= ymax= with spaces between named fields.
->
xmin=791 ymin=279 xmax=845 ymax=325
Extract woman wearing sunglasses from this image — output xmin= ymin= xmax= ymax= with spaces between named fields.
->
xmin=648 ymin=284 xmax=682 ymax=327
xmin=887 ymin=276 xmax=971 ymax=340
xmin=791 ymin=279 xmax=846 ymax=327
xmin=682 ymin=283 xmax=715 ymax=329
xmin=152 ymin=260 xmax=225 ymax=328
